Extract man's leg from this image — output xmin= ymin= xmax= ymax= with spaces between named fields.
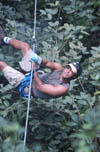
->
xmin=8 ymin=39 xmax=30 ymax=57
xmin=0 ymin=61 xmax=25 ymax=87
xmin=0 ymin=61 xmax=8 ymax=70
xmin=0 ymin=26 xmax=34 ymax=72
xmin=0 ymin=26 xmax=30 ymax=57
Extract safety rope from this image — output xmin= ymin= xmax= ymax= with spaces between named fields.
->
xmin=33 ymin=0 xmax=37 ymax=40
xmin=24 ymin=0 xmax=37 ymax=146
xmin=33 ymin=0 xmax=38 ymax=53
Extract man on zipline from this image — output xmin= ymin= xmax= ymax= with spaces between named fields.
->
xmin=0 ymin=26 xmax=82 ymax=99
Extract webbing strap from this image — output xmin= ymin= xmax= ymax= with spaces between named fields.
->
xmin=24 ymin=0 xmax=37 ymax=146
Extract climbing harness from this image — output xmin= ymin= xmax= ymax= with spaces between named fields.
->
xmin=16 ymin=72 xmax=34 ymax=97
xmin=23 ymin=0 xmax=38 ymax=146
xmin=17 ymin=67 xmax=39 ymax=98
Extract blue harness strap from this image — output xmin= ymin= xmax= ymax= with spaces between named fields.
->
xmin=16 ymin=72 xmax=34 ymax=98
xmin=16 ymin=67 xmax=39 ymax=97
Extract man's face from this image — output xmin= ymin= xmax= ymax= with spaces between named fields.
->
xmin=62 ymin=65 xmax=75 ymax=79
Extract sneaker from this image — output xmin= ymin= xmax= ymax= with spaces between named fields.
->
xmin=0 ymin=26 xmax=6 ymax=45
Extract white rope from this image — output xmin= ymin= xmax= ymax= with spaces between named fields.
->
xmin=24 ymin=0 xmax=37 ymax=146
xmin=24 ymin=62 xmax=34 ymax=146
xmin=33 ymin=0 xmax=37 ymax=39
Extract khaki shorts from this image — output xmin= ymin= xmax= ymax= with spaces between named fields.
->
xmin=3 ymin=49 xmax=34 ymax=88
xmin=19 ymin=49 xmax=34 ymax=72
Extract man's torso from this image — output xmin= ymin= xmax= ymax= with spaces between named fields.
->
xmin=32 ymin=70 xmax=70 ymax=99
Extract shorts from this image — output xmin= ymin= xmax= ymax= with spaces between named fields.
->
xmin=19 ymin=49 xmax=34 ymax=72
xmin=3 ymin=66 xmax=25 ymax=88
xmin=3 ymin=49 xmax=34 ymax=88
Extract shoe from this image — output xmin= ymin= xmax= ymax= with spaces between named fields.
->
xmin=0 ymin=26 xmax=6 ymax=45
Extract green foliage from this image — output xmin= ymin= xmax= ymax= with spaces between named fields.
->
xmin=0 ymin=0 xmax=100 ymax=151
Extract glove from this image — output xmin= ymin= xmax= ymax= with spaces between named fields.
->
xmin=30 ymin=53 xmax=42 ymax=65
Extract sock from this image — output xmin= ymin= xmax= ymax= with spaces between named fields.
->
xmin=3 ymin=37 xmax=11 ymax=44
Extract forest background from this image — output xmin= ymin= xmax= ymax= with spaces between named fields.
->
xmin=0 ymin=0 xmax=100 ymax=152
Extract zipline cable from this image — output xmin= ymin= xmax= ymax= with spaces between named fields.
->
xmin=24 ymin=0 xmax=37 ymax=146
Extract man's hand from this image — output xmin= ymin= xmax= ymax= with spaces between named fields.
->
xmin=33 ymin=63 xmax=39 ymax=72
xmin=30 ymin=53 xmax=42 ymax=65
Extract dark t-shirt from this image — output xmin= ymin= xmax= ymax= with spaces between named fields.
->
xmin=32 ymin=70 xmax=70 ymax=99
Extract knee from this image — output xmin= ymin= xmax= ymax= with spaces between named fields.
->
xmin=22 ymin=42 xmax=30 ymax=51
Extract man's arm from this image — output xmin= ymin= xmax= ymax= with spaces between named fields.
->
xmin=31 ymin=53 xmax=63 ymax=71
xmin=41 ymin=58 xmax=63 ymax=71
xmin=33 ymin=72 xmax=68 ymax=97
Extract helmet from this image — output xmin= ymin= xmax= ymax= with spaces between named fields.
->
xmin=67 ymin=61 xmax=82 ymax=79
